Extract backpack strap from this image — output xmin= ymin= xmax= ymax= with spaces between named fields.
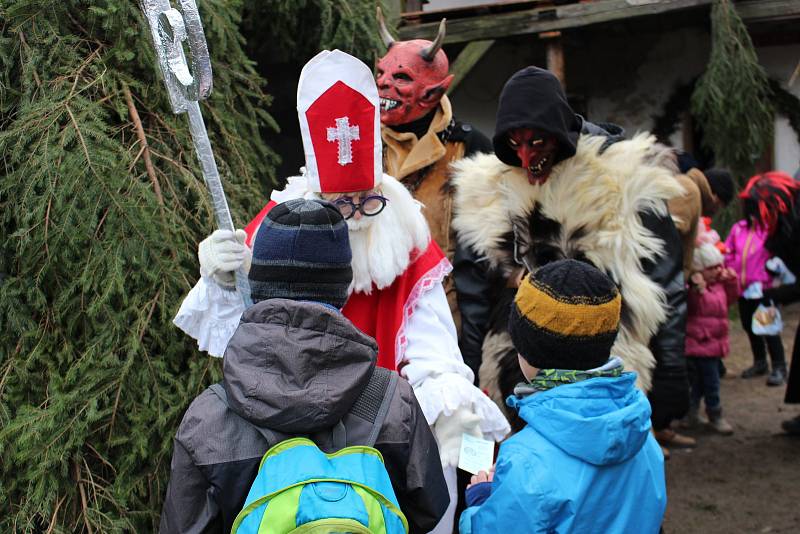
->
xmin=348 ymin=367 xmax=399 ymax=447
xmin=209 ymin=383 xmax=279 ymax=447
xmin=330 ymin=421 xmax=347 ymax=451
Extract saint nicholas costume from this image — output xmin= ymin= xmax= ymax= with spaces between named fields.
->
xmin=174 ymin=51 xmax=509 ymax=534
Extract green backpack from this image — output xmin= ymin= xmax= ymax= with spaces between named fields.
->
xmin=210 ymin=367 xmax=409 ymax=534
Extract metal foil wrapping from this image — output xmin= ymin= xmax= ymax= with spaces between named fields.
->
xmin=141 ymin=0 xmax=252 ymax=306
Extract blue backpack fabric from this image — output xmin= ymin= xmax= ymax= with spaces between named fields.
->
xmin=210 ymin=367 xmax=408 ymax=534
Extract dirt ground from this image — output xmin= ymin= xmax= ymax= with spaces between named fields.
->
xmin=662 ymin=304 xmax=800 ymax=533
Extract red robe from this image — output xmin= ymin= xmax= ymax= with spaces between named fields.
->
xmin=244 ymin=201 xmax=449 ymax=371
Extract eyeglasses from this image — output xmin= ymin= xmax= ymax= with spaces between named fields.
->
xmin=332 ymin=195 xmax=388 ymax=220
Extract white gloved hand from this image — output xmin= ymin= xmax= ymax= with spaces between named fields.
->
xmin=198 ymin=229 xmax=251 ymax=290
xmin=433 ymin=407 xmax=483 ymax=469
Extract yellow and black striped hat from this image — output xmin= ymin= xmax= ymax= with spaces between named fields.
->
xmin=509 ymin=259 xmax=621 ymax=370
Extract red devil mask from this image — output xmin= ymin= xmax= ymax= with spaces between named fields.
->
xmin=507 ymin=128 xmax=559 ymax=185
xmin=376 ymin=13 xmax=454 ymax=126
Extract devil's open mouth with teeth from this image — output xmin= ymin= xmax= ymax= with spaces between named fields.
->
xmin=527 ymin=154 xmax=552 ymax=184
xmin=507 ymin=128 xmax=559 ymax=185
xmin=380 ymin=98 xmax=400 ymax=112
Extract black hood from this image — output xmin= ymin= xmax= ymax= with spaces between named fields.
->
xmin=222 ymin=298 xmax=378 ymax=433
xmin=493 ymin=67 xmax=582 ymax=168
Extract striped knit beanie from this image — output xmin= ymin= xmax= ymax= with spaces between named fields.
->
xmin=509 ymin=259 xmax=621 ymax=370
xmin=248 ymin=199 xmax=352 ymax=308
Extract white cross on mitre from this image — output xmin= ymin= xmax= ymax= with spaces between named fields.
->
xmin=327 ymin=117 xmax=360 ymax=166
xmin=296 ymin=50 xmax=382 ymax=193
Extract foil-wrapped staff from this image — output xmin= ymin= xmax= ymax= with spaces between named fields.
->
xmin=140 ymin=0 xmax=252 ymax=307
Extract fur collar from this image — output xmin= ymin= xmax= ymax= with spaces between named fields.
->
xmin=451 ymin=133 xmax=684 ymax=390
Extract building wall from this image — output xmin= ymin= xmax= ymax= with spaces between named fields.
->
xmin=761 ymin=45 xmax=800 ymax=176
xmin=573 ymin=26 xmax=709 ymax=148
xmin=448 ymin=38 xmax=535 ymax=136
xmin=448 ymin=25 xmax=800 ymax=175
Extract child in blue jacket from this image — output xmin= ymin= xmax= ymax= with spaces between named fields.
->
xmin=459 ymin=260 xmax=667 ymax=534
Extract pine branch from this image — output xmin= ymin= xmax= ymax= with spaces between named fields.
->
xmin=0 ymin=1 xmax=382 ymax=530
xmin=17 ymin=31 xmax=42 ymax=89
xmin=122 ymin=84 xmax=163 ymax=205
xmin=44 ymin=495 xmax=66 ymax=534
xmin=74 ymin=461 xmax=94 ymax=534
xmin=691 ymin=0 xmax=774 ymax=180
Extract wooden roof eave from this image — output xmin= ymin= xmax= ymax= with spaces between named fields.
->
xmin=397 ymin=0 xmax=800 ymax=45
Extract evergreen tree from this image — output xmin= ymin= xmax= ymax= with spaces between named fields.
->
xmin=0 ymin=0 xmax=383 ymax=531
xmin=691 ymin=0 xmax=774 ymax=181
xmin=240 ymin=0 xmax=388 ymax=179
xmin=243 ymin=0 xmax=384 ymax=64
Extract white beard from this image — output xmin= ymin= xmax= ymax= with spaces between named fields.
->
xmin=276 ymin=172 xmax=431 ymax=295
xmin=346 ymin=215 xmax=377 ymax=233
xmin=346 ymin=174 xmax=430 ymax=294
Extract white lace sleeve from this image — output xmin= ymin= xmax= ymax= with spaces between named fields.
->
xmin=173 ymin=277 xmax=245 ymax=358
xmin=401 ymin=283 xmax=510 ymax=442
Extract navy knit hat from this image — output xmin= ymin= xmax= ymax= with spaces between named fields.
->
xmin=509 ymin=260 xmax=621 ymax=371
xmin=248 ymin=199 xmax=352 ymax=308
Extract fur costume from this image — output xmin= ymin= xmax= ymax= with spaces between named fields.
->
xmin=451 ymin=133 xmax=684 ymax=416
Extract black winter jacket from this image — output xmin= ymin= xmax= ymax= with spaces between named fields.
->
xmin=159 ymin=299 xmax=448 ymax=534
xmin=448 ymin=121 xmax=497 ymax=376
xmin=762 ymin=195 xmax=800 ymax=404
xmin=641 ymin=209 xmax=690 ymax=428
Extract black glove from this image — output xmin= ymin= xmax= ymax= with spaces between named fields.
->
xmin=648 ymin=375 xmax=690 ymax=431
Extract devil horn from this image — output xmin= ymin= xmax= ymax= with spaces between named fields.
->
xmin=377 ymin=7 xmax=395 ymax=48
xmin=421 ymin=18 xmax=446 ymax=62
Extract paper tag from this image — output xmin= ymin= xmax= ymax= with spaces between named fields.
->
xmin=457 ymin=433 xmax=495 ymax=475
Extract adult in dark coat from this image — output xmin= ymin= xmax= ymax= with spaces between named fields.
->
xmin=450 ymin=68 xmax=689 ymax=446
xmin=739 ymin=172 xmax=800 ymax=434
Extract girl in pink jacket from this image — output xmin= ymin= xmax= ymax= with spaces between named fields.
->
xmin=724 ymin=218 xmax=786 ymax=385
xmin=685 ymin=240 xmax=739 ymax=434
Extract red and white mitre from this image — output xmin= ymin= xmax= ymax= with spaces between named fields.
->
xmin=297 ymin=50 xmax=382 ymax=193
